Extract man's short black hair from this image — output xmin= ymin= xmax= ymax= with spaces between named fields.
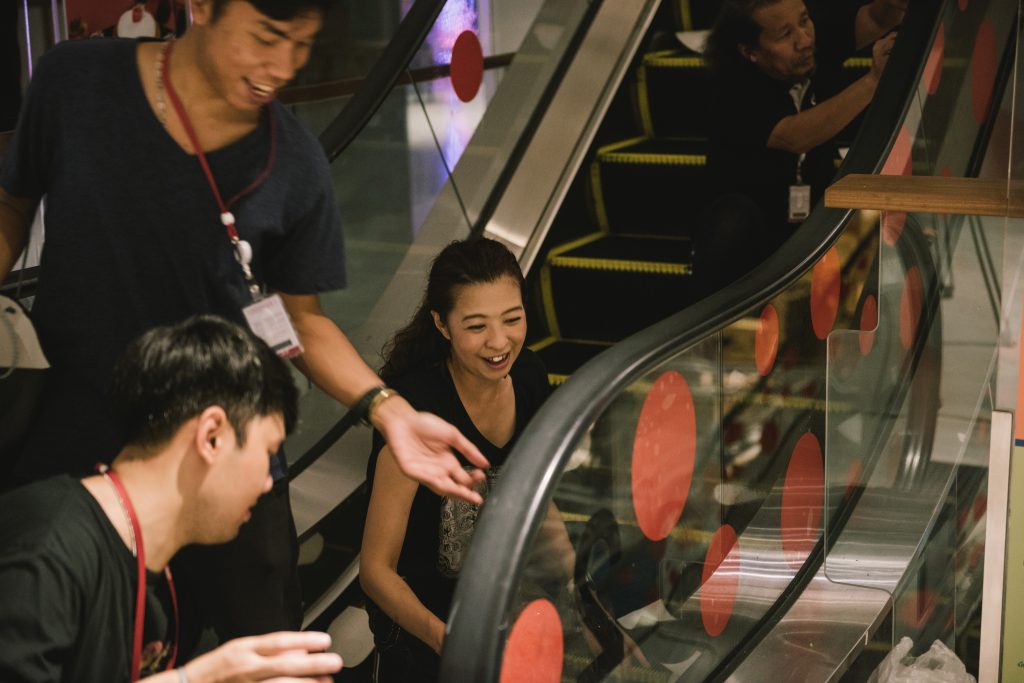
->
xmin=211 ymin=0 xmax=335 ymax=22
xmin=111 ymin=315 xmax=298 ymax=450
xmin=704 ymin=0 xmax=785 ymax=76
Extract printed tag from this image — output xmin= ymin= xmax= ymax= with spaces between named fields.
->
xmin=788 ymin=184 xmax=812 ymax=223
xmin=241 ymin=294 xmax=304 ymax=359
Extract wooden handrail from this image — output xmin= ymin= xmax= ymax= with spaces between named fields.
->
xmin=825 ymin=173 xmax=1024 ymax=218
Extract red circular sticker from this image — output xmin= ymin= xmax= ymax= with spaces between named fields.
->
xmin=859 ymin=294 xmax=878 ymax=356
xmin=781 ymin=433 xmax=824 ymax=567
xmin=755 ymin=304 xmax=780 ymax=376
xmin=631 ymin=371 xmax=697 ymax=541
xmin=972 ymin=21 xmax=996 ymax=124
xmin=845 ymin=458 xmax=864 ymax=499
xmin=900 ymin=267 xmax=923 ymax=350
xmin=450 ymin=30 xmax=484 ymax=103
xmin=810 ymin=247 xmax=840 ymax=340
xmin=881 ymin=126 xmax=912 ymax=176
xmin=924 ymin=23 xmax=944 ymax=96
xmin=882 ymin=211 xmax=906 ymax=246
xmin=500 ymin=599 xmax=563 ymax=683
xmin=701 ymin=524 xmax=739 ymax=637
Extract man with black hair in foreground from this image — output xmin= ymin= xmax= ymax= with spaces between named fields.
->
xmin=0 ymin=316 xmax=343 ymax=681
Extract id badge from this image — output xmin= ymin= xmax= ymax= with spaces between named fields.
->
xmin=241 ymin=294 xmax=304 ymax=358
xmin=788 ymin=184 xmax=811 ymax=223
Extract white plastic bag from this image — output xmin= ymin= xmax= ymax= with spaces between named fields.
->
xmin=868 ymin=637 xmax=976 ymax=683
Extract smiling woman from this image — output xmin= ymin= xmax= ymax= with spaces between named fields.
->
xmin=360 ymin=239 xmax=553 ymax=682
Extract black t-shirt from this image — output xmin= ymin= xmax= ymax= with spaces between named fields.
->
xmin=708 ymin=0 xmax=863 ymax=228
xmin=365 ymin=349 xmax=550 ymax=624
xmin=0 ymin=476 xmax=177 ymax=682
xmin=0 ymin=38 xmax=347 ymax=478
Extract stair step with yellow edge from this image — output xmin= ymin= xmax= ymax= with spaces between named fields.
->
xmin=590 ymin=136 xmax=710 ymax=235
xmin=540 ymin=233 xmax=695 ymax=341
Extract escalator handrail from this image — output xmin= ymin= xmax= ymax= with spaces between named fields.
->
xmin=441 ymin=0 xmax=943 ymax=678
xmin=317 ymin=0 xmax=447 ymax=163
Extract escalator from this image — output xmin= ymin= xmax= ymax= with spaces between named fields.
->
xmin=525 ymin=2 xmax=874 ymax=383
xmin=7 ymin=0 xmax=1011 ymax=676
xmin=436 ymin=0 xmax=1018 ymax=679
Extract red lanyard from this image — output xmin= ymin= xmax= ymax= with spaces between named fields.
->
xmin=103 ymin=467 xmax=180 ymax=681
xmin=160 ymin=40 xmax=277 ymax=296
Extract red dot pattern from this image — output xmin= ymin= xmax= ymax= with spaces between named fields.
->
xmin=631 ymin=371 xmax=697 ymax=541
xmin=882 ymin=211 xmax=906 ymax=246
xmin=500 ymin=599 xmax=563 ymax=683
xmin=859 ymin=294 xmax=878 ymax=356
xmin=881 ymin=126 xmax=913 ymax=176
xmin=781 ymin=433 xmax=824 ymax=568
xmin=845 ymin=459 xmax=864 ymax=499
xmin=451 ymin=30 xmax=484 ymax=103
xmin=900 ymin=267 xmax=923 ymax=350
xmin=755 ymin=304 xmax=780 ymax=376
xmin=972 ymin=21 xmax=996 ymax=124
xmin=924 ymin=23 xmax=944 ymax=96
xmin=810 ymin=247 xmax=840 ymax=340
xmin=701 ymin=525 xmax=740 ymax=637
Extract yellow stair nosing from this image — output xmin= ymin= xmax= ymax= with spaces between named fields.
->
xmin=644 ymin=54 xmax=706 ymax=69
xmin=549 ymin=255 xmax=692 ymax=275
xmin=600 ymin=151 xmax=707 ymax=166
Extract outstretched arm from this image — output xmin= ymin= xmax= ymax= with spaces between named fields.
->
xmin=145 ymin=631 xmax=343 ymax=682
xmin=279 ymin=292 xmax=488 ymax=504
xmin=766 ymin=32 xmax=896 ymax=155
xmin=360 ymin=445 xmax=447 ymax=654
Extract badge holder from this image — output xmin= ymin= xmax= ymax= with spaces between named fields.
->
xmin=226 ymin=213 xmax=304 ymax=359
xmin=788 ymin=153 xmax=811 ymax=223
xmin=160 ymin=40 xmax=301 ymax=359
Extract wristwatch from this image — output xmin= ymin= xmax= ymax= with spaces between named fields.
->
xmin=355 ymin=385 xmax=400 ymax=426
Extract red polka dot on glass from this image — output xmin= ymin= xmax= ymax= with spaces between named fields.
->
xmin=900 ymin=267 xmax=923 ymax=350
xmin=781 ymin=433 xmax=824 ymax=568
xmin=755 ymin=304 xmax=780 ymax=376
xmin=810 ymin=247 xmax=840 ymax=340
xmin=882 ymin=126 xmax=912 ymax=176
xmin=859 ymin=294 xmax=878 ymax=356
xmin=882 ymin=211 xmax=906 ymax=246
xmin=924 ymin=23 xmax=944 ymax=96
xmin=958 ymin=0 xmax=968 ymax=10
xmin=450 ymin=30 xmax=484 ymax=103
xmin=631 ymin=371 xmax=697 ymax=541
xmin=701 ymin=525 xmax=739 ymax=637
xmin=845 ymin=459 xmax=864 ymax=499
xmin=972 ymin=21 xmax=996 ymax=124
xmin=500 ymin=599 xmax=563 ymax=683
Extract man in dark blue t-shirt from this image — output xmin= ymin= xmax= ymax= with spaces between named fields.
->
xmin=0 ymin=0 xmax=488 ymax=640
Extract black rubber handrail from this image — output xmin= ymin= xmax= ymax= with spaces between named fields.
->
xmin=317 ymin=0 xmax=447 ymax=163
xmin=440 ymin=0 xmax=947 ymax=678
